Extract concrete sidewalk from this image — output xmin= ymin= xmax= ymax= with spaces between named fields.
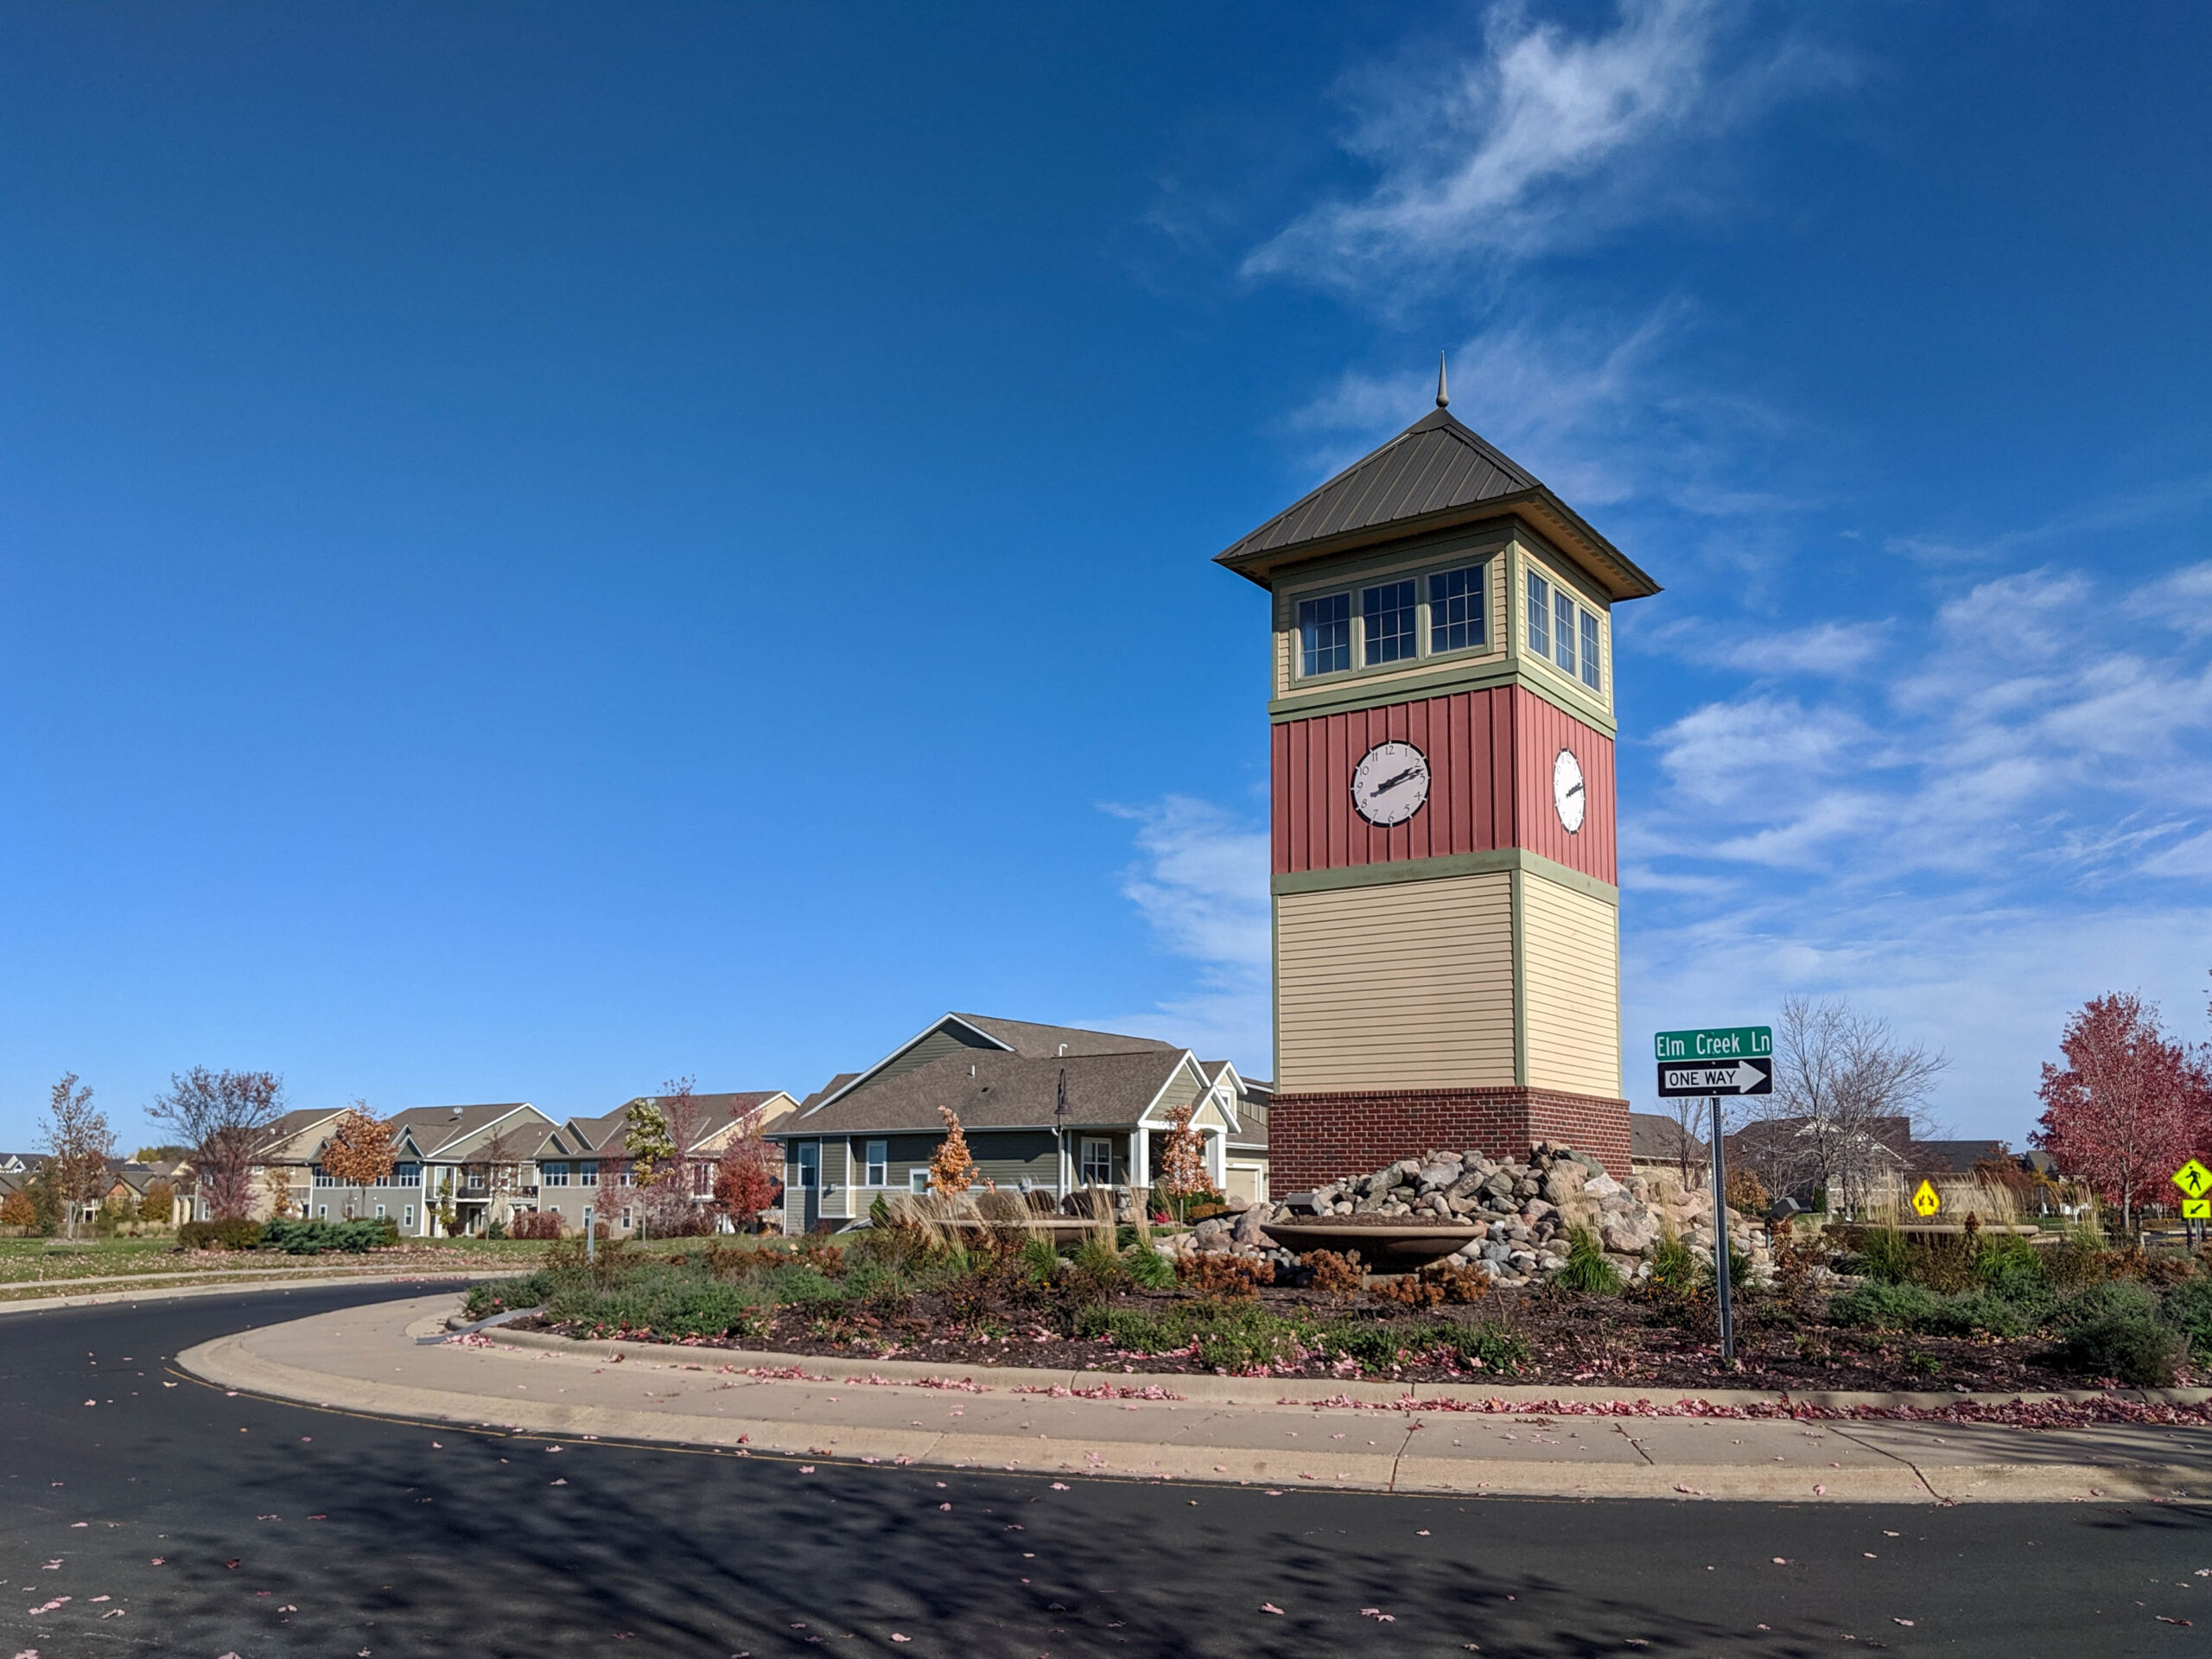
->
xmin=177 ymin=1294 xmax=2212 ymax=1505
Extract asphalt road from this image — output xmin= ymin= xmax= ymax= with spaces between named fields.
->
xmin=2 ymin=1286 xmax=2208 ymax=1657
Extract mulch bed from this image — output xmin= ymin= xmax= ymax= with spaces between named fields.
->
xmin=518 ymin=1281 xmax=2158 ymax=1397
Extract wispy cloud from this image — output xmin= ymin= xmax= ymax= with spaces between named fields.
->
xmin=1090 ymin=798 xmax=1271 ymax=1071
xmin=1245 ymin=0 xmax=1843 ymax=295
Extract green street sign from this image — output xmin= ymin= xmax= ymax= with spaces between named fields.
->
xmin=1654 ymin=1026 xmax=1773 ymax=1062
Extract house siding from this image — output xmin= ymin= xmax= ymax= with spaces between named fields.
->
xmin=1275 ymin=871 xmax=1516 ymax=1091
xmin=1521 ymin=872 xmax=1622 ymax=1097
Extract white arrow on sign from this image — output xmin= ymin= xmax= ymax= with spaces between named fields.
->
xmin=1722 ymin=1060 xmax=1764 ymax=1092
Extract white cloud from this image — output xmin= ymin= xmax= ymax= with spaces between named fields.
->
xmin=1245 ymin=0 xmax=1841 ymax=294
xmin=1091 ymin=798 xmax=1272 ymax=1071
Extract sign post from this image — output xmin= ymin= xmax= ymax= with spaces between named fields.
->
xmin=2173 ymin=1160 xmax=2212 ymax=1248
xmin=1655 ymin=1028 xmax=1772 ymax=1367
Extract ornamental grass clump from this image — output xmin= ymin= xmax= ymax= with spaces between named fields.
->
xmin=1554 ymin=1225 xmax=1624 ymax=1295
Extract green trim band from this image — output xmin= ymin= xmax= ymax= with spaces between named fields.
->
xmin=1270 ymin=848 xmax=1618 ymax=906
xmin=1269 ymin=660 xmax=1616 ymax=735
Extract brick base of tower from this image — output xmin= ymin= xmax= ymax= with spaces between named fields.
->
xmin=1268 ymin=1087 xmax=1631 ymax=1190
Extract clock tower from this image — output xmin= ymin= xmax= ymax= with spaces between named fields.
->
xmin=1217 ymin=372 xmax=1660 ymax=1185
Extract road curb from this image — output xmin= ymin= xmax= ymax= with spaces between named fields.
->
xmin=173 ymin=1294 xmax=2212 ymax=1505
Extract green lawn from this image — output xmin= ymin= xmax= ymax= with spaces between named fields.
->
xmin=0 ymin=1233 xmax=556 ymax=1287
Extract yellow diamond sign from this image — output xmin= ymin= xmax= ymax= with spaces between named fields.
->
xmin=1911 ymin=1179 xmax=1942 ymax=1217
xmin=2184 ymin=1198 xmax=2211 ymax=1221
xmin=2172 ymin=1160 xmax=2212 ymax=1200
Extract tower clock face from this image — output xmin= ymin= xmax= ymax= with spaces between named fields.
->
xmin=1351 ymin=741 xmax=1431 ymax=826
xmin=1553 ymin=747 xmax=1586 ymax=833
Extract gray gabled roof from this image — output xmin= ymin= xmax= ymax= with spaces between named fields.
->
xmin=773 ymin=1048 xmax=1198 ymax=1138
xmin=1216 ymin=406 xmax=1660 ymax=601
xmin=950 ymin=1014 xmax=1179 ymax=1059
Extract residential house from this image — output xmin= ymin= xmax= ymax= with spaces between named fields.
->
xmin=1630 ymin=1111 xmax=1707 ymax=1178
xmin=248 ymin=1103 xmax=556 ymax=1236
xmin=768 ymin=1013 xmax=1264 ymax=1234
xmin=526 ymin=1091 xmax=798 ymax=1237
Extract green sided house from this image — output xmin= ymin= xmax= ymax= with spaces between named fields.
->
xmin=767 ymin=1013 xmax=1269 ymax=1234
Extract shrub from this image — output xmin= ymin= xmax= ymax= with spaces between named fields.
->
xmin=262 ymin=1217 xmax=398 ymax=1255
xmin=1554 ymin=1227 xmax=1624 ymax=1295
xmin=543 ymin=1264 xmax=770 ymax=1340
xmin=1314 ymin=1319 xmax=1405 ymax=1374
xmin=507 ymin=1211 xmax=564 ymax=1240
xmin=2050 ymin=1279 xmax=2161 ymax=1334
xmin=1303 ymin=1249 xmax=1363 ymax=1300
xmin=1188 ymin=1304 xmax=1303 ymax=1372
xmin=1016 ymin=1236 xmax=1060 ymax=1285
xmin=486 ymin=1217 xmax=506 ymax=1240
xmin=2056 ymin=1317 xmax=2186 ymax=1387
xmin=2160 ymin=1275 xmax=2212 ymax=1353
xmin=178 ymin=1218 xmax=264 ymax=1252
xmin=1371 ymin=1273 xmax=1446 ymax=1311
xmin=1829 ymin=1281 xmax=1946 ymax=1331
xmin=1176 ymin=1253 xmax=1274 ymax=1299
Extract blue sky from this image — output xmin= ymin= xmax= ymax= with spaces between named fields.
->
xmin=3 ymin=2 xmax=2208 ymax=1148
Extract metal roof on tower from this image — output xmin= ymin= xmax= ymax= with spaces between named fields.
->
xmin=1216 ymin=405 xmax=1661 ymax=601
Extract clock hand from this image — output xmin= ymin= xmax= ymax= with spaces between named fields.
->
xmin=1374 ymin=766 xmax=1423 ymax=795
xmin=1565 ymin=781 xmax=1583 ymax=798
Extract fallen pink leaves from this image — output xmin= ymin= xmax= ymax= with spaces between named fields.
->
xmin=1259 ymin=1603 xmax=1285 ymax=1616
xmin=1359 ymin=1607 xmax=1396 ymax=1623
xmin=1285 ymin=1391 xmax=2212 ymax=1427
xmin=1893 ymin=1618 xmax=1916 ymax=1627
xmin=2157 ymin=1616 xmax=2193 ymax=1626
xmin=1011 ymin=1382 xmax=1185 ymax=1402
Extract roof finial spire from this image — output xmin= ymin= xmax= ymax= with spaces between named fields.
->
xmin=1435 ymin=351 xmax=1449 ymax=409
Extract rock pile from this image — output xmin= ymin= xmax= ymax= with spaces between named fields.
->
xmin=1185 ymin=1142 xmax=1770 ymax=1289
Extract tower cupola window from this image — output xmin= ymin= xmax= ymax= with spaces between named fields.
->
xmin=1362 ymin=580 xmax=1417 ymax=664
xmin=1297 ymin=592 xmax=1352 ymax=677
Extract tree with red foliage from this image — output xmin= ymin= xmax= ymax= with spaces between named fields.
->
xmin=2032 ymin=994 xmax=2212 ymax=1232
xmin=148 ymin=1067 xmax=284 ymax=1222
xmin=711 ymin=1115 xmax=780 ymax=1232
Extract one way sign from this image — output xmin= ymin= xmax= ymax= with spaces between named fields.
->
xmin=1656 ymin=1058 xmax=1774 ymax=1096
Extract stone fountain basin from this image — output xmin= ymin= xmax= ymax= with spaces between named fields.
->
xmin=1260 ymin=1217 xmax=1480 ymax=1270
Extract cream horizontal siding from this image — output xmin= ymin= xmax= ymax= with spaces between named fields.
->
xmin=1522 ymin=873 xmax=1620 ymax=1096
xmin=1276 ymin=872 xmax=1516 ymax=1090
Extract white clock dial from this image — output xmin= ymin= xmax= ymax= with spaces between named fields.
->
xmin=1351 ymin=741 xmax=1431 ymax=827
xmin=1553 ymin=747 xmax=1586 ymax=834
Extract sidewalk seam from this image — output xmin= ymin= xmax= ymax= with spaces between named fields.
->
xmin=1827 ymin=1423 xmax=1947 ymax=1503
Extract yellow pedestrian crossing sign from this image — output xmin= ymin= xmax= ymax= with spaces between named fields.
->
xmin=2184 ymin=1199 xmax=2211 ymax=1221
xmin=1911 ymin=1179 xmax=1942 ymax=1217
xmin=2172 ymin=1160 xmax=2212 ymax=1200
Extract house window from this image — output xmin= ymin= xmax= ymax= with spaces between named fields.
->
xmin=1361 ymin=580 xmax=1416 ymax=665
xmin=1528 ymin=569 xmax=1604 ymax=694
xmin=620 ymin=1206 xmax=634 ymax=1229
xmin=315 ymin=1205 xmax=327 ymax=1219
xmin=908 ymin=1169 xmax=930 ymax=1194
xmin=373 ymin=1204 xmax=386 ymax=1219
xmin=691 ymin=1161 xmax=712 ymax=1196
xmin=403 ymin=1205 xmax=415 ymax=1228
xmin=1429 ymin=563 xmax=1486 ymax=653
xmin=1079 ymin=1138 xmax=1114 ymax=1185
xmin=578 ymin=1161 xmax=598 ymax=1186
xmin=467 ymin=1171 xmax=485 ymax=1190
xmin=397 ymin=1163 xmax=421 ymax=1187
xmin=543 ymin=1162 xmax=569 ymax=1187
xmin=795 ymin=1143 xmax=819 ymax=1190
xmin=1297 ymin=592 xmax=1351 ymax=677
xmin=864 ymin=1141 xmax=887 ymax=1185
xmin=312 ymin=1166 xmax=334 ymax=1187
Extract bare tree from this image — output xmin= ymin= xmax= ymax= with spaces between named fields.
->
xmin=636 ymin=1077 xmax=712 ymax=1235
xmin=39 ymin=1073 xmax=114 ymax=1240
xmin=1668 ymin=1097 xmax=1706 ymax=1186
xmin=473 ymin=1114 xmax=536 ymax=1230
xmin=1745 ymin=996 xmax=1948 ymax=1216
xmin=148 ymin=1068 xmax=284 ymax=1222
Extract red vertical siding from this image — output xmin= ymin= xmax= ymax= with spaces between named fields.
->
xmin=1270 ymin=685 xmax=1616 ymax=885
